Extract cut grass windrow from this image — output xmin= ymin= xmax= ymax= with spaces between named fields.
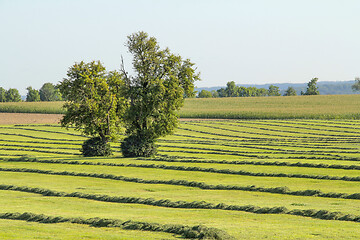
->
xmin=0 ymin=212 xmax=232 ymax=240
xmin=159 ymin=149 xmax=359 ymax=162
xmin=0 ymin=132 xmax=83 ymax=142
xmin=172 ymin=133 xmax=360 ymax=148
xmin=185 ymin=122 xmax=359 ymax=139
xmin=1 ymin=184 xmax=360 ymax=224
xmin=178 ymin=126 xmax=360 ymax=143
xmin=0 ymin=139 xmax=81 ymax=146
xmin=236 ymin=120 xmax=360 ymax=134
xmin=0 ymin=126 xmax=85 ymax=137
xmin=1 ymin=164 xmax=360 ymax=200
xmin=0 ymin=148 xmax=79 ymax=155
xmin=160 ymin=139 xmax=360 ymax=154
xmin=159 ymin=144 xmax=353 ymax=159
xmin=5 ymin=156 xmax=360 ymax=175
xmin=3 ymin=158 xmax=360 ymax=182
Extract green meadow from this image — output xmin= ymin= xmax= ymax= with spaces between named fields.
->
xmin=0 ymin=119 xmax=360 ymax=239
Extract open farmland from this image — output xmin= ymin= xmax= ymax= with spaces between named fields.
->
xmin=0 ymin=120 xmax=360 ymax=239
xmin=1 ymin=94 xmax=360 ymax=119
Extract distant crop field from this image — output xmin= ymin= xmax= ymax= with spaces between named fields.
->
xmin=0 ymin=120 xmax=360 ymax=239
xmin=0 ymin=102 xmax=65 ymax=114
xmin=180 ymin=95 xmax=360 ymax=119
xmin=1 ymin=94 xmax=360 ymax=119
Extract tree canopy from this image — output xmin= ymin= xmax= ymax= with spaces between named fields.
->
xmin=268 ymin=85 xmax=281 ymax=96
xmin=0 ymin=87 xmax=5 ymax=102
xmin=58 ymin=32 xmax=199 ymax=157
xmin=352 ymin=77 xmax=360 ymax=92
xmin=197 ymin=90 xmax=212 ymax=98
xmin=283 ymin=87 xmax=297 ymax=96
xmin=120 ymin=31 xmax=199 ymax=156
xmin=58 ymin=61 xmax=126 ymax=146
xmin=40 ymin=83 xmax=62 ymax=101
xmin=5 ymin=88 xmax=21 ymax=102
xmin=303 ymin=78 xmax=320 ymax=95
xmin=26 ymin=86 xmax=40 ymax=102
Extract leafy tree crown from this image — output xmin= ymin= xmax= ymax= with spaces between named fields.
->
xmin=121 ymin=31 xmax=200 ymax=141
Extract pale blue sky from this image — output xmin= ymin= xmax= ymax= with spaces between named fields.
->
xmin=1 ymin=0 xmax=360 ymax=94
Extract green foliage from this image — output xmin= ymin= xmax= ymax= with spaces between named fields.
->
xmin=215 ymin=82 xmax=270 ymax=97
xmin=39 ymin=83 xmax=62 ymax=101
xmin=81 ymin=137 xmax=112 ymax=157
xmin=197 ymin=90 xmax=212 ymax=98
xmin=121 ymin=136 xmax=156 ymax=157
xmin=225 ymin=81 xmax=238 ymax=97
xmin=283 ymin=87 xmax=297 ymax=96
xmin=26 ymin=87 xmax=40 ymax=102
xmin=5 ymin=88 xmax=21 ymax=102
xmin=303 ymin=78 xmax=320 ymax=95
xmin=268 ymin=85 xmax=281 ymax=96
xmin=211 ymin=90 xmax=219 ymax=98
xmin=58 ymin=61 xmax=126 ymax=148
xmin=0 ymin=87 xmax=6 ymax=102
xmin=351 ymin=77 xmax=360 ymax=91
xmin=120 ymin=31 xmax=199 ymax=156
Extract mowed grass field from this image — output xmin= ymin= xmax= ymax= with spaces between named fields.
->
xmin=0 ymin=119 xmax=360 ymax=239
xmin=1 ymin=94 xmax=360 ymax=119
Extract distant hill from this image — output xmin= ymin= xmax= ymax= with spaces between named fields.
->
xmin=195 ymin=80 xmax=359 ymax=95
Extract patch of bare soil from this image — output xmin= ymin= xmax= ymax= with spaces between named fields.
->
xmin=0 ymin=113 xmax=63 ymax=125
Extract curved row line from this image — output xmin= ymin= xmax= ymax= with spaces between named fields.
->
xmin=1 ymin=164 xmax=360 ymax=200
xmin=1 ymin=185 xmax=360 ymax=224
xmin=0 ymin=132 xmax=83 ymax=142
xmin=0 ymin=212 xmax=228 ymax=240
xmin=230 ymin=120 xmax=360 ymax=135
xmin=159 ymin=148 xmax=358 ymax=162
xmin=159 ymin=140 xmax=359 ymax=154
xmin=0 ymin=126 xmax=85 ymax=138
xmin=0 ymin=147 xmax=79 ymax=155
xmin=184 ymin=122 xmax=359 ymax=139
xmin=173 ymin=133 xmax=360 ymax=148
xmin=178 ymin=126 xmax=359 ymax=143
xmin=134 ymin=156 xmax=360 ymax=171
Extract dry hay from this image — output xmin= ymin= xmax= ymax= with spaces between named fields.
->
xmin=0 ymin=113 xmax=63 ymax=125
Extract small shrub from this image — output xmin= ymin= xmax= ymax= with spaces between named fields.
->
xmin=81 ymin=137 xmax=112 ymax=157
xmin=121 ymin=136 xmax=156 ymax=157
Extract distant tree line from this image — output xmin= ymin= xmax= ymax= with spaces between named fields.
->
xmin=0 ymin=83 xmax=62 ymax=102
xmin=197 ymin=78 xmax=321 ymax=98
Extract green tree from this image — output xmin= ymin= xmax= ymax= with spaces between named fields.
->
xmin=225 ymin=81 xmax=239 ymax=97
xmin=211 ymin=90 xmax=219 ymax=98
xmin=352 ymin=77 xmax=360 ymax=91
xmin=0 ymin=87 xmax=6 ymax=102
xmin=5 ymin=88 xmax=21 ymax=102
xmin=268 ymin=85 xmax=280 ymax=96
xmin=120 ymin=31 xmax=199 ymax=157
xmin=257 ymin=88 xmax=268 ymax=97
xmin=283 ymin=87 xmax=297 ymax=96
xmin=58 ymin=61 xmax=126 ymax=156
xmin=40 ymin=83 xmax=62 ymax=101
xmin=216 ymin=88 xmax=227 ymax=97
xmin=303 ymin=78 xmax=319 ymax=95
xmin=198 ymin=90 xmax=212 ymax=98
xmin=26 ymin=86 xmax=40 ymax=102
